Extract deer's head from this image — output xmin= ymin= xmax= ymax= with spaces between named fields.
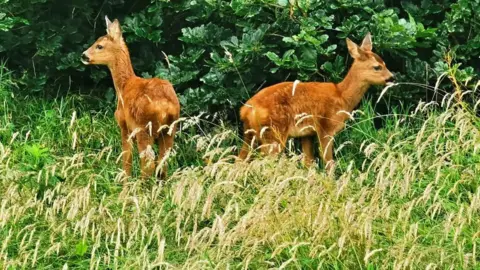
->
xmin=346 ymin=33 xmax=394 ymax=85
xmin=82 ymin=16 xmax=126 ymax=66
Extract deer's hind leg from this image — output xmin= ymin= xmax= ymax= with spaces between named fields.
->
xmin=317 ymin=118 xmax=345 ymax=173
xmin=156 ymin=126 xmax=175 ymax=180
xmin=301 ymin=136 xmax=315 ymax=166
xmin=136 ymin=131 xmax=156 ymax=179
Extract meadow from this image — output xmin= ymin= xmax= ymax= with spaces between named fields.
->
xmin=0 ymin=58 xmax=479 ymax=269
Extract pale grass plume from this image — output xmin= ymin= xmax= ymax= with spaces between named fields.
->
xmin=9 ymin=131 xmax=19 ymax=144
xmin=24 ymin=130 xmax=31 ymax=143
xmin=146 ymin=121 xmax=153 ymax=137
xmin=336 ymin=110 xmax=355 ymax=120
xmin=155 ymin=149 xmax=172 ymax=177
xmin=157 ymin=123 xmax=170 ymax=133
xmin=259 ymin=126 xmax=269 ymax=139
xmin=0 ymin=97 xmax=479 ymax=269
xmin=127 ymin=127 xmax=142 ymax=142
xmin=473 ymin=80 xmax=480 ymax=93
xmin=376 ymin=82 xmax=397 ymax=103
xmin=473 ymin=99 xmax=480 ymax=111
xmin=69 ymin=111 xmax=77 ymax=129
xmin=299 ymin=125 xmax=315 ymax=134
xmin=294 ymin=113 xmax=313 ymax=126
xmin=71 ymin=131 xmax=77 ymax=150
xmin=291 ymin=79 xmax=300 ymax=96
xmin=139 ymin=144 xmax=155 ymax=161
xmin=168 ymin=117 xmax=184 ymax=136
xmin=434 ymin=72 xmax=448 ymax=96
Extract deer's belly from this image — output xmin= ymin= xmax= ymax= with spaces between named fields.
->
xmin=287 ymin=113 xmax=318 ymax=138
xmin=288 ymin=124 xmax=317 ymax=138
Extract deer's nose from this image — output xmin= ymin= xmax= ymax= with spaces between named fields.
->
xmin=386 ymin=73 xmax=395 ymax=83
xmin=81 ymin=53 xmax=90 ymax=64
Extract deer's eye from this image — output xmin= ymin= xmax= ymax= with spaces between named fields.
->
xmin=96 ymin=45 xmax=104 ymax=50
xmin=373 ymin=65 xmax=382 ymax=71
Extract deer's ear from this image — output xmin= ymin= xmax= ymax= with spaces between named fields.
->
xmin=105 ymin=15 xmax=113 ymax=30
xmin=346 ymin=38 xmax=365 ymax=59
xmin=361 ymin=32 xmax=373 ymax=51
xmin=107 ymin=19 xmax=122 ymax=41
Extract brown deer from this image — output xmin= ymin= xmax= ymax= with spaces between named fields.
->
xmin=82 ymin=16 xmax=180 ymax=179
xmin=238 ymin=33 xmax=394 ymax=171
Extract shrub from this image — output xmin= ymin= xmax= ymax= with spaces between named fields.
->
xmin=0 ymin=0 xmax=479 ymax=115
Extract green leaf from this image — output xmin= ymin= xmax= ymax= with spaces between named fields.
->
xmin=277 ymin=0 xmax=288 ymax=7
xmin=265 ymin=51 xmax=282 ymax=65
xmin=282 ymin=49 xmax=295 ymax=60
xmin=75 ymin=240 xmax=88 ymax=256
xmin=300 ymin=46 xmax=317 ymax=63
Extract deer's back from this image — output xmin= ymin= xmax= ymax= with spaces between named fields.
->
xmin=242 ymin=81 xmax=342 ymax=117
xmin=121 ymin=77 xmax=180 ymax=130
xmin=240 ymin=81 xmax=344 ymax=136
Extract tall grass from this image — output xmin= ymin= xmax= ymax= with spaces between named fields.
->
xmin=0 ymin=63 xmax=479 ymax=269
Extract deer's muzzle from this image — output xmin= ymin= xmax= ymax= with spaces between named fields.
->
xmin=81 ymin=53 xmax=91 ymax=64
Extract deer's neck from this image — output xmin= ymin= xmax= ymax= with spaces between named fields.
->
xmin=108 ymin=45 xmax=135 ymax=96
xmin=337 ymin=66 xmax=371 ymax=112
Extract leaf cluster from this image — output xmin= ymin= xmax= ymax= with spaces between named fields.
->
xmin=0 ymin=0 xmax=479 ymax=115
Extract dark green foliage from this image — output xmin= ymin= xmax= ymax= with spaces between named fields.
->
xmin=0 ymin=0 xmax=479 ymax=115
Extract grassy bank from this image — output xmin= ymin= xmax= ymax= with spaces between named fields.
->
xmin=0 ymin=64 xmax=479 ymax=269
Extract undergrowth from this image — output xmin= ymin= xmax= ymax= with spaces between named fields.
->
xmin=0 ymin=63 xmax=479 ymax=269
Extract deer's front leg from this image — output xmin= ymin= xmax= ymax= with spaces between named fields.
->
xmin=119 ymin=124 xmax=133 ymax=176
xmin=319 ymin=133 xmax=334 ymax=165
xmin=116 ymin=110 xmax=132 ymax=176
xmin=319 ymin=132 xmax=336 ymax=176
xmin=320 ymin=119 xmax=345 ymax=174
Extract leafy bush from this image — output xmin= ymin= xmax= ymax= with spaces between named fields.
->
xmin=0 ymin=0 xmax=479 ymax=115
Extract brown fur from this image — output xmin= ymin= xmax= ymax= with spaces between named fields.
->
xmin=82 ymin=17 xmax=180 ymax=179
xmin=238 ymin=33 xmax=394 ymax=172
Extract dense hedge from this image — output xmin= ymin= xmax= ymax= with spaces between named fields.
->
xmin=1 ymin=0 xmax=479 ymax=115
